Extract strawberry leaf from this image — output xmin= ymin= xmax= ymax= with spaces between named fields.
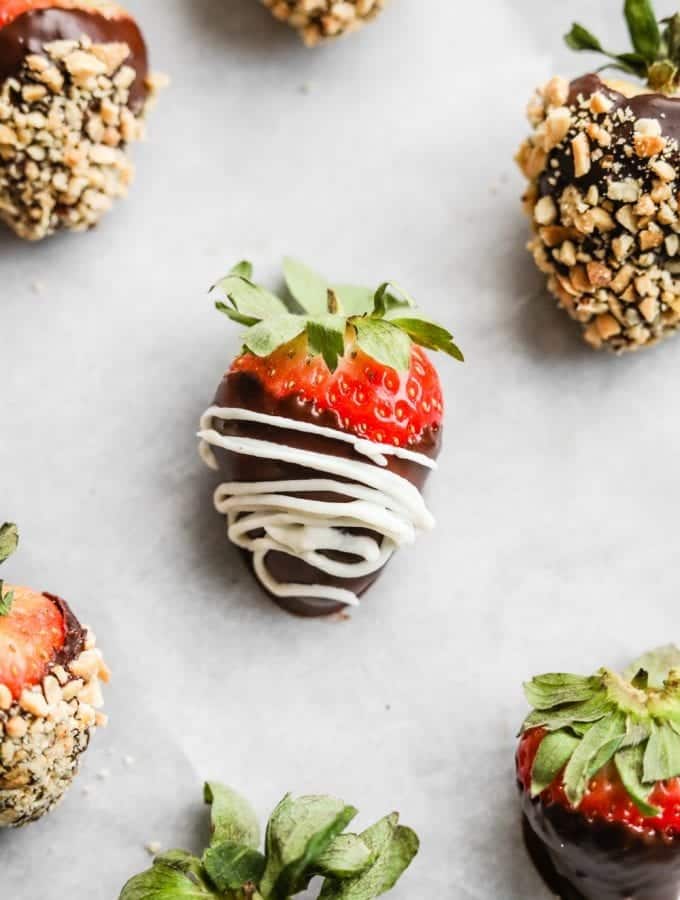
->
xmin=372 ymin=283 xmax=415 ymax=319
xmin=663 ymin=13 xmax=680 ymax=66
xmin=283 ymin=257 xmax=329 ymax=316
xmin=202 ymin=841 xmax=266 ymax=892
xmin=389 ymin=318 xmax=464 ymax=362
xmin=270 ymin=806 xmax=358 ymax=899
xmin=213 ymin=270 xmax=288 ymax=321
xmin=229 ymin=260 xmax=254 ymax=280
xmin=643 ymin=721 xmax=680 ymax=782
xmin=318 ymin=814 xmax=419 ymax=900
xmin=565 ymin=22 xmax=605 ymax=53
xmin=215 ymin=302 xmax=261 ymax=328
xmin=307 ymin=315 xmax=347 ymax=373
xmin=615 ymin=745 xmax=661 ymax=817
xmin=0 ymin=586 xmax=14 ymax=617
xmin=204 ymin=783 xmax=260 ymax=849
xmin=331 ymin=285 xmax=375 ymax=316
xmin=524 ymin=674 xmax=600 ymax=710
xmin=530 ymin=730 xmax=581 ymax=796
xmin=260 ymin=795 xmax=356 ymax=898
xmin=565 ymin=3 xmax=678 ymax=89
xmin=243 ymin=315 xmax=307 ymax=357
xmin=313 ymin=834 xmax=374 ymax=879
xmin=563 ymin=713 xmax=627 ymax=807
xmin=119 ymin=852 xmax=218 ymax=899
xmin=522 ymin=692 xmax=611 ymax=733
xmin=212 ymin=259 xmax=463 ymax=375
xmin=0 ymin=523 xmax=18 ymax=565
xmin=624 ymin=645 xmax=680 ymax=689
xmin=354 ymin=319 xmax=411 ymax=372
xmin=624 ymin=0 xmax=661 ymax=63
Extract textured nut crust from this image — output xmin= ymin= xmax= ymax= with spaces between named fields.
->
xmin=262 ymin=0 xmax=387 ymax=46
xmin=0 ymin=631 xmax=109 ymax=827
xmin=517 ymin=76 xmax=680 ymax=352
xmin=0 ymin=34 xmax=155 ymax=241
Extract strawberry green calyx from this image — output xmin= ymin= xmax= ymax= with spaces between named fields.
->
xmin=119 ymin=782 xmax=419 ymax=900
xmin=0 ymin=523 xmax=18 ymax=617
xmin=566 ymin=0 xmax=680 ymax=93
xmin=522 ymin=646 xmax=680 ymax=814
xmin=211 ymin=258 xmax=463 ymax=374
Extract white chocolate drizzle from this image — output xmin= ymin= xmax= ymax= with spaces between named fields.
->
xmin=198 ymin=406 xmax=436 ymax=607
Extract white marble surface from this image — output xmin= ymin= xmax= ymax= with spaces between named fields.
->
xmin=1 ymin=1 xmax=678 ymax=896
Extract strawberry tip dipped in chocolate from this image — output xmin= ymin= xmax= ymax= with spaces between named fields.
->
xmin=0 ymin=522 xmax=109 ymax=827
xmin=517 ymin=0 xmax=680 ymax=352
xmin=0 ymin=0 xmax=162 ymax=241
xmin=198 ymin=258 xmax=463 ymax=618
xmin=517 ymin=645 xmax=680 ymax=900
xmin=262 ymin=0 xmax=387 ymax=47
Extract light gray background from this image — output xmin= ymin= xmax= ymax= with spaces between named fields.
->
xmin=1 ymin=1 xmax=676 ymax=897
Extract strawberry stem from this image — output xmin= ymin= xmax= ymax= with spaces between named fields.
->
xmin=327 ymin=288 xmax=340 ymax=315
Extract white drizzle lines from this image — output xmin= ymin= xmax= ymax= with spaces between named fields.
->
xmin=199 ymin=406 xmax=438 ymax=470
xmin=198 ymin=406 xmax=436 ymax=607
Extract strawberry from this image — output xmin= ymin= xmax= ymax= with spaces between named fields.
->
xmin=231 ymin=342 xmax=443 ymax=449
xmin=0 ymin=586 xmax=66 ymax=700
xmin=201 ymin=259 xmax=462 ymax=618
xmin=214 ymin=258 xmax=461 ymax=449
xmin=0 ymin=524 xmax=68 ymax=700
xmin=517 ymin=2 xmax=680 ymax=353
xmin=0 ymin=522 xmax=109 ymax=829
xmin=0 ymin=0 xmax=153 ymax=240
xmin=518 ymin=646 xmax=680 ymax=900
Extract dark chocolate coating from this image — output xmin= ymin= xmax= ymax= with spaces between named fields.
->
xmin=520 ymin=786 xmax=680 ymax=900
xmin=0 ymin=8 xmax=148 ymax=112
xmin=540 ymin=74 xmax=680 ymax=201
xmin=210 ymin=372 xmax=441 ymax=617
xmin=45 ymin=592 xmax=86 ymax=669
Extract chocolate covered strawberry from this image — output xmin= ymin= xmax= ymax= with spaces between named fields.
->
xmin=518 ymin=645 xmax=680 ymax=900
xmin=0 ymin=522 xmax=109 ymax=827
xmin=198 ymin=258 xmax=462 ymax=617
xmin=262 ymin=0 xmax=387 ymax=47
xmin=0 ymin=0 xmax=160 ymax=240
xmin=517 ymin=1 xmax=680 ymax=352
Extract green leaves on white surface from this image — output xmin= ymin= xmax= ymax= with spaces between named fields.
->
xmin=118 ymin=784 xmax=418 ymax=900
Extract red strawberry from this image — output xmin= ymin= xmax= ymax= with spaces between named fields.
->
xmin=215 ymin=258 xmax=461 ymax=449
xmin=202 ymin=259 xmax=463 ymax=618
xmin=518 ymin=647 xmax=680 ymax=900
xmin=0 ymin=524 xmax=70 ymax=700
xmin=518 ymin=726 xmax=680 ymax=834
xmin=231 ymin=341 xmax=443 ymax=449
xmin=0 ymin=585 xmax=66 ymax=700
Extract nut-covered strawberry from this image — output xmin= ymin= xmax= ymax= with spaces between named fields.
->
xmin=262 ymin=0 xmax=387 ymax=47
xmin=198 ymin=258 xmax=462 ymax=617
xmin=0 ymin=0 xmax=161 ymax=241
xmin=518 ymin=645 xmax=680 ymax=900
xmin=517 ymin=1 xmax=680 ymax=352
xmin=0 ymin=523 xmax=109 ymax=827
